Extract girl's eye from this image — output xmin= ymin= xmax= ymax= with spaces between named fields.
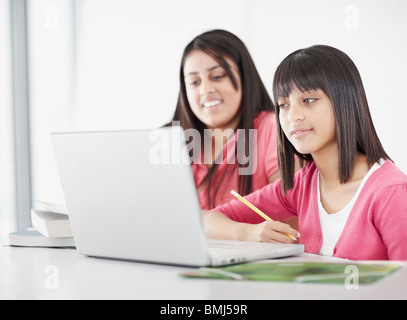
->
xmin=304 ymin=98 xmax=317 ymax=104
xmin=212 ymin=74 xmax=226 ymax=81
xmin=189 ymin=80 xmax=200 ymax=86
xmin=278 ymin=103 xmax=289 ymax=109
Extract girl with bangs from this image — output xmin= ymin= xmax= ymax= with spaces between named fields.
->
xmin=203 ymin=45 xmax=407 ymax=260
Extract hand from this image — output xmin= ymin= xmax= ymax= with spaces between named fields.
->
xmin=247 ymin=220 xmax=301 ymax=244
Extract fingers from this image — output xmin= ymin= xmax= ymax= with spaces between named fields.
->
xmin=272 ymin=220 xmax=301 ymax=242
xmin=255 ymin=221 xmax=301 ymax=244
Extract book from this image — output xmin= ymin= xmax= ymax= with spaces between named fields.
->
xmin=8 ymin=227 xmax=75 ymax=248
xmin=7 ymin=200 xmax=75 ymax=248
xmin=31 ymin=209 xmax=73 ymax=238
xmin=34 ymin=200 xmax=68 ymax=215
xmin=180 ymin=261 xmax=402 ymax=285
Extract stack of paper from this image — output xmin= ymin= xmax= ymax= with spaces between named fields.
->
xmin=31 ymin=208 xmax=72 ymax=238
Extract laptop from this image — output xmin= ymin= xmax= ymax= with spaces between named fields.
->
xmin=51 ymin=126 xmax=304 ymax=267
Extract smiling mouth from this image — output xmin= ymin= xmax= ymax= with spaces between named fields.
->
xmin=202 ymin=100 xmax=222 ymax=108
xmin=290 ymin=129 xmax=312 ymax=137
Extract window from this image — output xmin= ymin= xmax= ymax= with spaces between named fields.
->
xmin=1 ymin=0 xmax=32 ymax=238
xmin=0 ymin=0 xmax=16 ymax=239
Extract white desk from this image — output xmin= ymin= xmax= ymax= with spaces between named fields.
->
xmin=1 ymin=245 xmax=406 ymax=300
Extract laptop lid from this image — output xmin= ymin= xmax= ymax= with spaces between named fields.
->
xmin=52 ymin=127 xmax=212 ymax=266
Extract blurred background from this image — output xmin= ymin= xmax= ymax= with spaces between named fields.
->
xmin=1 ymin=0 xmax=406 ymax=239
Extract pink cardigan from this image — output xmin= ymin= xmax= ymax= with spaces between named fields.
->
xmin=212 ymin=160 xmax=407 ymax=260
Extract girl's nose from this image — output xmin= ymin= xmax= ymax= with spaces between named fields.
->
xmin=200 ymin=79 xmax=215 ymax=96
xmin=287 ymin=104 xmax=305 ymax=122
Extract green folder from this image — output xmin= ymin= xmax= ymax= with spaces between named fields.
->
xmin=180 ymin=262 xmax=401 ymax=285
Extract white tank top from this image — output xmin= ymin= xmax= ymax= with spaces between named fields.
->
xmin=317 ymin=159 xmax=384 ymax=256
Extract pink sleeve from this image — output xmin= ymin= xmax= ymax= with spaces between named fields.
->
xmin=374 ymin=184 xmax=407 ymax=260
xmin=211 ymin=174 xmax=300 ymax=224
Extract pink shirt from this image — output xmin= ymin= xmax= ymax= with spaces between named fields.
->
xmin=193 ymin=111 xmax=278 ymax=210
xmin=212 ymin=160 xmax=407 ymax=260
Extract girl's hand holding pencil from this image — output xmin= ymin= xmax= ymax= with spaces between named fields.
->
xmin=230 ymin=190 xmax=300 ymax=243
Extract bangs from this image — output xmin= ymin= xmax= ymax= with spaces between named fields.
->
xmin=273 ymin=50 xmax=328 ymax=99
xmin=273 ymin=44 xmax=390 ymax=194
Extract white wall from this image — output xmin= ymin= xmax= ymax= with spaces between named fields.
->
xmin=28 ymin=0 xmax=407 ymax=206
xmin=28 ymin=0 xmax=74 ymax=206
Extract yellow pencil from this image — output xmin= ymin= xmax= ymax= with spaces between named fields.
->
xmin=230 ymin=190 xmax=297 ymax=241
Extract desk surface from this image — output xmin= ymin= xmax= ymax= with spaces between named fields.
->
xmin=1 ymin=245 xmax=406 ymax=300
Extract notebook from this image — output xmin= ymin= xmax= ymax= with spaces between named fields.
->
xmin=51 ymin=126 xmax=303 ymax=267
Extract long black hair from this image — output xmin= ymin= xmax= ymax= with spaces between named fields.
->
xmin=169 ymin=29 xmax=274 ymax=208
xmin=273 ymin=45 xmax=390 ymax=194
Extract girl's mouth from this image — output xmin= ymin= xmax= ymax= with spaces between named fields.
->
xmin=290 ymin=129 xmax=312 ymax=138
xmin=202 ymin=100 xmax=222 ymax=109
